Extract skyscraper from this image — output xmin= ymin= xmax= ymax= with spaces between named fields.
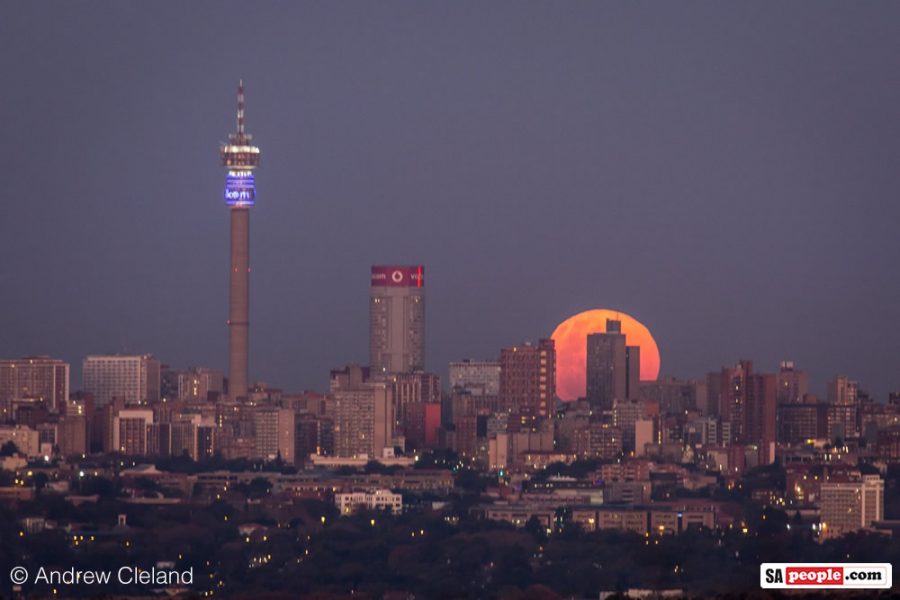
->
xmin=220 ymin=81 xmax=261 ymax=400
xmin=369 ymin=265 xmax=425 ymax=375
xmin=499 ymin=339 xmax=556 ymax=418
xmin=586 ymin=319 xmax=640 ymax=409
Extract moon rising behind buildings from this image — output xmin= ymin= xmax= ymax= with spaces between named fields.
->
xmin=551 ymin=309 xmax=661 ymax=401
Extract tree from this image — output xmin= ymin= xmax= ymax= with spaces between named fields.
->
xmin=0 ymin=441 xmax=19 ymax=456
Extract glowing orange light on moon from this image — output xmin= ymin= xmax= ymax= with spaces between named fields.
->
xmin=551 ymin=309 xmax=661 ymax=401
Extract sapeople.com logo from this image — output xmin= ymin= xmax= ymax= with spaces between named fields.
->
xmin=761 ymin=563 xmax=892 ymax=589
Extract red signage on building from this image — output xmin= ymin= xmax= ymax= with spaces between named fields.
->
xmin=370 ymin=265 xmax=425 ymax=288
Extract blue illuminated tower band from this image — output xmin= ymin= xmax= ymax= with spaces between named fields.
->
xmin=220 ymin=81 xmax=260 ymax=399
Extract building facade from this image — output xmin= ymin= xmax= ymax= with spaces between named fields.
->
xmin=499 ymin=339 xmax=556 ymax=418
xmin=83 ymin=355 xmax=160 ymax=407
xmin=0 ymin=357 xmax=70 ymax=412
xmin=449 ymin=359 xmax=501 ymax=396
xmin=586 ymin=320 xmax=640 ymax=409
xmin=369 ymin=265 xmax=425 ymax=375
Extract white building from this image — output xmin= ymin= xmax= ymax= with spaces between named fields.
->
xmin=83 ymin=355 xmax=160 ymax=406
xmin=820 ymin=474 xmax=884 ymax=538
xmin=335 ymin=489 xmax=402 ymax=515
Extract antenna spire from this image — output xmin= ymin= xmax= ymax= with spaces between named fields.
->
xmin=237 ymin=79 xmax=245 ymax=136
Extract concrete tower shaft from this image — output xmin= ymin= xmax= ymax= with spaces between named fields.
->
xmin=229 ymin=207 xmax=250 ymax=399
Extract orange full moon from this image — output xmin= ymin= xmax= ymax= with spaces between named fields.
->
xmin=551 ymin=309 xmax=661 ymax=401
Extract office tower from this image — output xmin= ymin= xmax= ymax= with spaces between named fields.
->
xmin=253 ymin=408 xmax=295 ymax=463
xmin=83 ymin=355 xmax=160 ymax=407
xmin=820 ymin=474 xmax=884 ymax=538
xmin=221 ymin=81 xmax=261 ymax=400
xmin=369 ymin=265 xmax=425 ymax=375
xmin=331 ymin=365 xmax=394 ymax=458
xmin=177 ymin=368 xmax=225 ymax=403
xmin=776 ymin=361 xmax=809 ymax=404
xmin=499 ymin=339 xmax=556 ymax=418
xmin=0 ymin=356 xmax=70 ymax=412
xmin=449 ymin=359 xmax=501 ymax=396
xmin=586 ymin=319 xmax=640 ymax=409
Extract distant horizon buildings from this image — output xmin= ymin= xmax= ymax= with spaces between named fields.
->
xmin=369 ymin=265 xmax=425 ymax=376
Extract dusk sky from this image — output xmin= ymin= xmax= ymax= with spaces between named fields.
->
xmin=2 ymin=2 xmax=899 ymax=398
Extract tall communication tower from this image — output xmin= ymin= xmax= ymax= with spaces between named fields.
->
xmin=220 ymin=81 xmax=260 ymax=400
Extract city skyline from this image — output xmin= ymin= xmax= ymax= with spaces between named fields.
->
xmin=2 ymin=3 xmax=900 ymax=399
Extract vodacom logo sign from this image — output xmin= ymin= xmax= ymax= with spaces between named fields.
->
xmin=392 ymin=270 xmax=404 ymax=283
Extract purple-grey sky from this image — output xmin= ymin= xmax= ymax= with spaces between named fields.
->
xmin=2 ymin=2 xmax=899 ymax=398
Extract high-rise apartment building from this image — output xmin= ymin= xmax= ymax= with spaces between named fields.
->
xmin=0 ymin=356 xmax=70 ymax=412
xmin=586 ymin=320 xmax=640 ymax=409
xmin=499 ymin=339 xmax=556 ymax=418
xmin=83 ymin=355 xmax=160 ymax=407
xmin=369 ymin=265 xmax=425 ymax=375
xmin=254 ymin=408 xmax=295 ymax=463
xmin=331 ymin=365 xmax=394 ymax=459
xmin=715 ymin=361 xmax=776 ymax=463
